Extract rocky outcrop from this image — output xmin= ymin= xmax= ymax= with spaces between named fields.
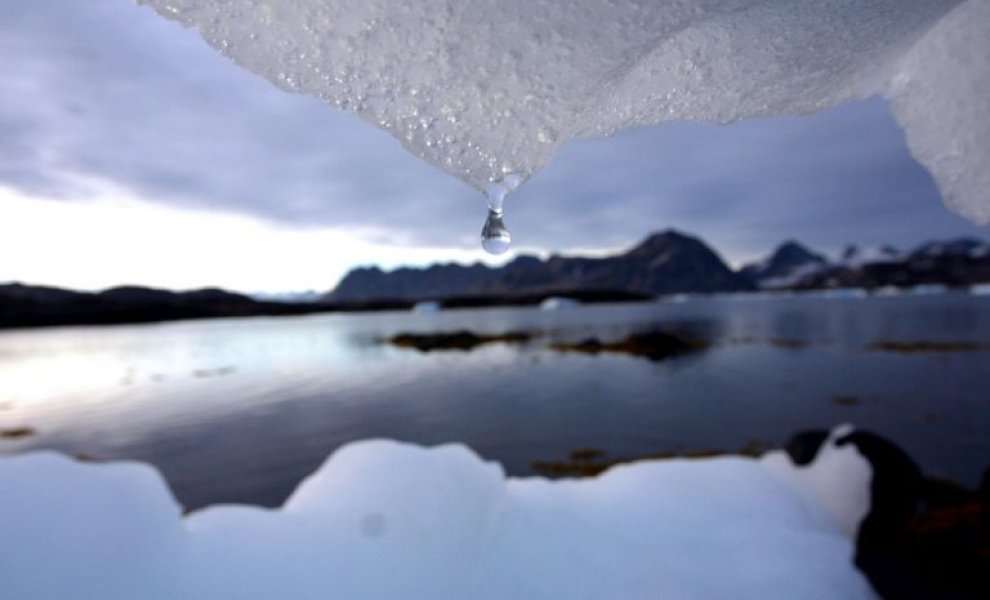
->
xmin=330 ymin=229 xmax=752 ymax=302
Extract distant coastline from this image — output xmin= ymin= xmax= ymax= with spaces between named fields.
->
xmin=0 ymin=283 xmax=655 ymax=330
xmin=4 ymin=230 xmax=989 ymax=330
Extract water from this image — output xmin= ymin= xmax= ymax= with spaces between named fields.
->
xmin=1 ymin=293 xmax=988 ymax=509
xmin=480 ymin=174 xmax=519 ymax=254
xmin=480 ymin=209 xmax=511 ymax=255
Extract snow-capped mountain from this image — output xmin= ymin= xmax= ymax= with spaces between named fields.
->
xmin=910 ymin=238 xmax=990 ymax=259
xmin=739 ymin=237 xmax=990 ymax=291
xmin=837 ymin=244 xmax=903 ymax=268
xmin=739 ymin=241 xmax=829 ymax=289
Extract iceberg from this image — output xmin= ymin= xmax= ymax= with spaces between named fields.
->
xmin=137 ymin=0 xmax=989 ymax=222
xmin=0 ymin=426 xmax=876 ymax=599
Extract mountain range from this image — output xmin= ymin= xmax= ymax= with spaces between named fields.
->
xmin=331 ymin=230 xmax=753 ymax=302
xmin=329 ymin=230 xmax=990 ymax=302
xmin=0 ymin=284 xmax=347 ymax=329
xmin=3 ymin=230 xmax=989 ymax=329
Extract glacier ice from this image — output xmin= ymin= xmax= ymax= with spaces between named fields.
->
xmin=136 ymin=0 xmax=989 ymax=223
xmin=0 ymin=428 xmax=876 ymax=599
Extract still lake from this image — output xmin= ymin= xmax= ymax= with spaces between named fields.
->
xmin=1 ymin=292 xmax=988 ymax=509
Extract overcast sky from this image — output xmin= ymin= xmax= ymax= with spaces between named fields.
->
xmin=1 ymin=0 xmax=987 ymax=293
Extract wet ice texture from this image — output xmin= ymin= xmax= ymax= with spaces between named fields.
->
xmin=0 ymin=430 xmax=875 ymax=599
xmin=138 ymin=1 xmax=988 ymax=222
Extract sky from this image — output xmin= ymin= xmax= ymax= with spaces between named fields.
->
xmin=1 ymin=0 xmax=987 ymax=294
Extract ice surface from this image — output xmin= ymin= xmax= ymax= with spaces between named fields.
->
xmin=0 ymin=427 xmax=877 ymax=599
xmin=137 ymin=0 xmax=988 ymax=222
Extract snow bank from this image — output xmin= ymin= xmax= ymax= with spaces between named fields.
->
xmin=137 ymin=0 xmax=988 ymax=221
xmin=0 ymin=427 xmax=877 ymax=599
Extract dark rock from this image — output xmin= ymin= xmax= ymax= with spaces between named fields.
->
xmin=867 ymin=341 xmax=984 ymax=353
xmin=388 ymin=330 xmax=531 ymax=352
xmin=837 ymin=430 xmax=925 ymax=552
xmin=831 ymin=395 xmax=862 ymax=407
xmin=0 ymin=426 xmax=35 ymax=439
xmin=784 ymin=430 xmax=830 ymax=466
xmin=835 ymin=429 xmax=989 ymax=600
xmin=550 ymin=330 xmax=703 ymax=361
xmin=899 ymin=501 xmax=990 ymax=600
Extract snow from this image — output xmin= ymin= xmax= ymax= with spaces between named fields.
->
xmin=137 ymin=0 xmax=988 ymax=222
xmin=759 ymin=261 xmax=828 ymax=289
xmin=839 ymin=245 xmax=903 ymax=268
xmin=0 ymin=426 xmax=878 ymax=599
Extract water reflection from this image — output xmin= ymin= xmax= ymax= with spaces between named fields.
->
xmin=1 ymin=294 xmax=989 ymax=509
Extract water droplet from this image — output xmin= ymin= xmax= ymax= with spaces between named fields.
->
xmin=481 ymin=208 xmax=510 ymax=255
xmin=480 ymin=173 xmax=521 ymax=255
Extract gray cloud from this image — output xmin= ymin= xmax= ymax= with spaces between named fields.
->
xmin=1 ymin=0 xmax=986 ymax=265
xmin=511 ymin=101 xmax=989 ymax=261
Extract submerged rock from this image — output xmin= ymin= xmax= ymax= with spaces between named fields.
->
xmin=551 ymin=331 xmax=704 ymax=361
xmin=389 ymin=330 xmax=531 ymax=352
xmin=0 ymin=427 xmax=35 ymax=440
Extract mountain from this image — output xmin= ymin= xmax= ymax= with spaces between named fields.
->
xmin=331 ymin=232 xmax=990 ymax=302
xmin=739 ymin=241 xmax=828 ymax=289
xmin=331 ymin=262 xmax=502 ymax=302
xmin=329 ymin=230 xmax=752 ymax=302
xmin=482 ymin=230 xmax=750 ymax=296
xmin=5 ymin=234 xmax=988 ymax=330
xmin=792 ymin=238 xmax=990 ymax=290
xmin=838 ymin=244 xmax=903 ymax=268
xmin=0 ymin=283 xmax=334 ymax=329
xmin=910 ymin=237 xmax=990 ymax=259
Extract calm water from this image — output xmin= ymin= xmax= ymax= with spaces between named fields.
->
xmin=1 ymin=293 xmax=989 ymax=509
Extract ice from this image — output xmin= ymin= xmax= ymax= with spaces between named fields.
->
xmin=0 ymin=428 xmax=877 ymax=599
xmin=889 ymin=0 xmax=990 ymax=224
xmin=137 ymin=0 xmax=988 ymax=222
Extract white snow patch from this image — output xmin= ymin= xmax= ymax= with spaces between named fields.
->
xmin=138 ymin=0 xmax=988 ymax=221
xmin=839 ymin=245 xmax=903 ymax=268
xmin=759 ymin=261 xmax=829 ymax=289
xmin=0 ymin=431 xmax=877 ymax=599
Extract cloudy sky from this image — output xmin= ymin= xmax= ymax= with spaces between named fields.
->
xmin=1 ymin=0 xmax=987 ymax=293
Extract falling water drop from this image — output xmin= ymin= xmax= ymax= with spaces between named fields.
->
xmin=481 ymin=207 xmax=511 ymax=255
xmin=480 ymin=173 xmax=522 ymax=255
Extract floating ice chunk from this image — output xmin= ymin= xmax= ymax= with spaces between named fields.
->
xmin=0 ymin=432 xmax=878 ymax=599
xmin=539 ymin=296 xmax=580 ymax=310
xmin=137 ymin=0 xmax=987 ymax=221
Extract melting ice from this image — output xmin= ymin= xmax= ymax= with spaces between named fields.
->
xmin=0 ymin=427 xmax=877 ymax=599
xmin=139 ymin=0 xmax=989 ymax=224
